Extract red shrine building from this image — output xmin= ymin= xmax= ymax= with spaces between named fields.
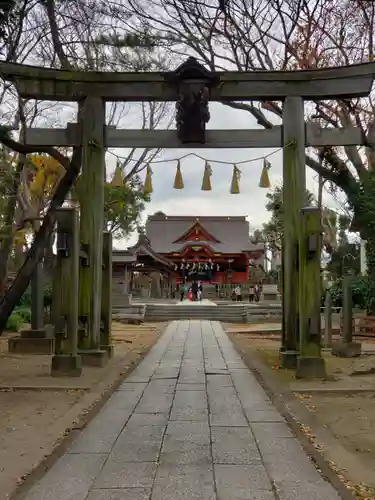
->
xmin=145 ymin=213 xmax=265 ymax=284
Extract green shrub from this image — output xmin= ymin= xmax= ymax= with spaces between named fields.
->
xmin=325 ymin=276 xmax=370 ymax=310
xmin=14 ymin=307 xmax=31 ymax=323
xmin=16 ymin=282 xmax=53 ymax=308
xmin=328 ymin=280 xmax=343 ymax=308
xmin=351 ymin=277 xmax=369 ymax=310
xmin=43 ymin=284 xmax=53 ymax=307
xmin=5 ymin=313 xmax=24 ymax=332
xmin=17 ymin=287 xmax=32 ymax=307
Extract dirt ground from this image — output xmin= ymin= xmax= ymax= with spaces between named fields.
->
xmin=0 ymin=322 xmax=164 ymax=500
xmin=226 ymin=327 xmax=375 ymax=500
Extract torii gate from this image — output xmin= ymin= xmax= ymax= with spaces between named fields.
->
xmin=1 ymin=57 xmax=374 ymax=377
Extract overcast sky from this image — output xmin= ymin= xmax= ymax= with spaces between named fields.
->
xmin=100 ymin=101 xmax=346 ymax=249
xmin=46 ymin=97 xmax=346 ymax=250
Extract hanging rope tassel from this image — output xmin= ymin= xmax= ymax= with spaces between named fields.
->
xmin=201 ymin=161 xmax=212 ymax=191
xmin=111 ymin=162 xmax=124 ymax=187
xmin=173 ymin=160 xmax=184 ymax=189
xmin=143 ymin=164 xmax=153 ymax=194
xmin=259 ymin=159 xmax=271 ymax=188
xmin=230 ymin=164 xmax=240 ymax=194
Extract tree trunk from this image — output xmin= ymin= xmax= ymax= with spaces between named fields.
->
xmin=348 ymin=177 xmax=375 ymax=315
xmin=0 ymin=150 xmax=82 ymax=333
xmin=43 ymin=230 xmax=56 ymax=275
xmin=365 ymin=235 xmax=375 ymax=315
xmin=0 ymin=231 xmax=14 ymax=298
xmin=0 ymin=158 xmax=24 ymax=298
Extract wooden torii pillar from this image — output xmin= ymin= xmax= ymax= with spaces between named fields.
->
xmin=2 ymin=59 xmax=374 ymax=377
xmin=77 ymin=97 xmax=108 ymax=366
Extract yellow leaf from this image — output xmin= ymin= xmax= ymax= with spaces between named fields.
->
xmin=14 ymin=229 xmax=27 ymax=245
xmin=29 ymin=170 xmax=45 ymax=195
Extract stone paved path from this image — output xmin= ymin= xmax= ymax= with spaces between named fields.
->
xmin=24 ymin=321 xmax=342 ymax=500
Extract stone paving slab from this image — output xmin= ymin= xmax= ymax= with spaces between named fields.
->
xmin=215 ymin=464 xmax=273 ymax=493
xmin=68 ymin=407 xmax=132 ymax=454
xmin=152 ymin=465 xmax=216 ymax=500
xmin=23 ymin=320 xmax=343 ymax=500
xmin=24 ymin=453 xmax=107 ymax=500
xmin=211 ymin=426 xmax=262 ymax=464
xmin=170 ymin=390 xmax=208 ymax=421
xmin=87 ymin=489 xmax=151 ymax=500
xmin=93 ymin=462 xmax=157 ymax=489
xmin=110 ymin=425 xmax=165 ymax=462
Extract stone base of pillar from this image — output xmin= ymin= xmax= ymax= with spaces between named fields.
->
xmin=51 ymin=355 xmax=82 ymax=377
xmin=296 ymin=356 xmax=326 ymax=379
xmin=101 ymin=344 xmax=115 ymax=359
xmin=8 ymin=332 xmax=54 ymax=355
xmin=279 ymin=350 xmax=298 ymax=369
xmin=78 ymin=349 xmax=109 ymax=367
xmin=331 ymin=341 xmax=361 ymax=358
xmin=21 ymin=328 xmax=48 ymax=339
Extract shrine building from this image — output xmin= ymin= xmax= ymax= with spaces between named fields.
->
xmin=145 ymin=212 xmax=265 ymax=284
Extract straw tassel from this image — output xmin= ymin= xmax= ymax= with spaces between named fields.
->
xmin=111 ymin=162 xmax=124 ymax=187
xmin=143 ymin=164 xmax=153 ymax=194
xmin=173 ymin=160 xmax=184 ymax=189
xmin=259 ymin=159 xmax=271 ymax=188
xmin=230 ymin=164 xmax=240 ymax=194
xmin=201 ymin=161 xmax=212 ymax=191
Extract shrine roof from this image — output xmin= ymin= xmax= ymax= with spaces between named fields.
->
xmin=145 ymin=214 xmax=264 ymax=254
xmin=127 ymin=233 xmax=174 ymax=268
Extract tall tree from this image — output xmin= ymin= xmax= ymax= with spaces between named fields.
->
xmin=0 ymin=0 xmax=168 ymax=317
xmin=0 ymin=130 xmax=82 ymax=332
xmin=104 ymin=180 xmax=149 ymax=240
xmin=326 ymin=241 xmax=360 ymax=279
xmin=260 ymin=185 xmax=315 ymax=254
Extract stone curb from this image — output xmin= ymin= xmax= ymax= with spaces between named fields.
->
xmin=10 ymin=325 xmax=165 ymax=500
xmin=0 ymin=385 xmax=92 ymax=391
xmin=229 ymin=341 xmax=358 ymax=500
xmin=292 ymin=388 xmax=375 ymax=395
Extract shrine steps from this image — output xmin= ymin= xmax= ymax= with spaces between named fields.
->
xmin=143 ymin=304 xmax=282 ymax=323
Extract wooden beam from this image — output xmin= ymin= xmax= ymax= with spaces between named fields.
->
xmin=2 ymin=61 xmax=374 ymax=101
xmin=25 ymin=125 xmax=366 ymax=149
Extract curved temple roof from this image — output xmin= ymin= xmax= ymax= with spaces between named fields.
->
xmin=127 ymin=233 xmax=174 ymax=268
xmin=145 ymin=215 xmax=264 ymax=255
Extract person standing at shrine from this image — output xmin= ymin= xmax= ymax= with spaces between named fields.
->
xmin=254 ymin=283 xmax=261 ymax=302
xmin=249 ymin=284 xmax=255 ymax=302
xmin=197 ymin=281 xmax=203 ymax=301
xmin=180 ymin=281 xmax=187 ymax=302
xmin=234 ymin=285 xmax=242 ymax=302
xmin=191 ymin=280 xmax=198 ymax=301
